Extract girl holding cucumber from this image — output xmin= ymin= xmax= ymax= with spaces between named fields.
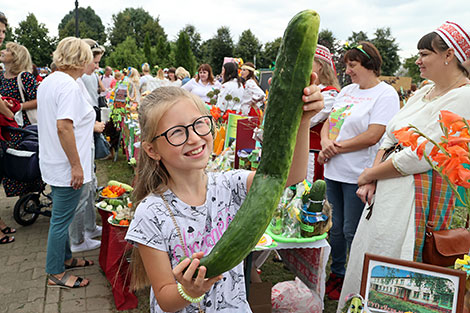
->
xmin=125 ymin=83 xmax=323 ymax=313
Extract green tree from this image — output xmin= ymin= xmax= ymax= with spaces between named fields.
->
xmin=15 ymin=13 xmax=55 ymax=67
xmin=318 ymin=29 xmax=340 ymax=56
xmin=209 ymin=26 xmax=234 ymax=74
xmin=108 ymin=8 xmax=165 ymax=48
xmin=199 ymin=39 xmax=213 ymax=65
xmin=371 ymin=27 xmax=400 ymax=76
xmin=347 ymin=31 xmax=369 ymax=44
xmin=259 ymin=37 xmax=282 ymax=69
xmin=181 ymin=24 xmax=202 ymax=62
xmin=1 ymin=25 xmax=15 ymax=49
xmin=106 ymin=36 xmax=145 ymax=70
xmin=235 ymin=29 xmax=262 ymax=64
xmin=174 ymin=31 xmax=196 ymax=75
xmin=155 ymin=36 xmax=171 ymax=68
xmin=143 ymin=32 xmax=152 ymax=64
xmin=58 ymin=6 xmax=106 ymax=44
xmin=403 ymin=54 xmax=422 ymax=83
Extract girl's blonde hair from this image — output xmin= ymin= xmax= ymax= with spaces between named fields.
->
xmin=53 ymin=37 xmax=93 ymax=71
xmin=128 ymin=67 xmax=140 ymax=86
xmin=156 ymin=68 xmax=165 ymax=80
xmin=315 ymin=58 xmax=341 ymax=91
xmin=175 ymin=66 xmax=190 ymax=80
xmin=142 ymin=63 xmax=150 ymax=73
xmin=131 ymin=86 xmax=209 ymax=289
xmin=5 ymin=42 xmax=33 ymax=75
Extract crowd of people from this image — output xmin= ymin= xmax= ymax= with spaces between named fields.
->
xmin=1 ymin=7 xmax=470 ymax=312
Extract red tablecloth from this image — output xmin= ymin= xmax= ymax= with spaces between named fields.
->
xmin=98 ymin=209 xmax=138 ymax=311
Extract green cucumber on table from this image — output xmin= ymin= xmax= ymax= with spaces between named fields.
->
xmin=198 ymin=9 xmax=320 ymax=278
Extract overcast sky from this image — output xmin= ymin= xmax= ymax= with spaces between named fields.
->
xmin=3 ymin=0 xmax=469 ymax=60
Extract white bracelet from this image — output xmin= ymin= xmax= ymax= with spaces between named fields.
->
xmin=177 ymin=283 xmax=204 ymax=303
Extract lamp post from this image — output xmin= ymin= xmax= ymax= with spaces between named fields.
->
xmin=75 ymin=0 xmax=79 ymax=37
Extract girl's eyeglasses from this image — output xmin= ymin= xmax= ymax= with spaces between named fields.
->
xmin=151 ymin=115 xmax=213 ymax=146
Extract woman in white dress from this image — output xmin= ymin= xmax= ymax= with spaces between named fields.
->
xmin=337 ymin=21 xmax=470 ymax=311
xmin=216 ymin=62 xmax=244 ymax=113
xmin=239 ymin=62 xmax=265 ymax=116
xmin=181 ymin=63 xmax=221 ymax=103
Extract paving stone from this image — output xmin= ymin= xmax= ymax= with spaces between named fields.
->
xmin=85 ymin=283 xmax=112 ymax=298
xmin=43 ymin=303 xmax=59 ymax=313
xmin=27 ymin=286 xmax=46 ymax=302
xmin=32 ymin=267 xmax=45 ymax=280
xmin=60 ymin=299 xmax=86 ymax=313
xmin=45 ymin=287 xmax=60 ymax=304
xmin=86 ymin=297 xmax=112 ymax=311
xmin=0 ymin=263 xmax=19 ymax=275
xmin=7 ymin=293 xmax=41 ymax=313
xmin=61 ymin=287 xmax=86 ymax=301
xmin=6 ymin=254 xmax=30 ymax=266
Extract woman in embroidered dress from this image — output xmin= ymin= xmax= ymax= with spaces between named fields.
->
xmin=124 ymin=82 xmax=324 ymax=312
xmin=337 ymin=22 xmax=470 ymax=311
xmin=307 ymin=45 xmax=341 ymax=183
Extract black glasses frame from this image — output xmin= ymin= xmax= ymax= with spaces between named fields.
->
xmin=151 ymin=115 xmax=213 ymax=146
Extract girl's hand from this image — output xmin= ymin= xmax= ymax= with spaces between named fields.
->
xmin=301 ymin=73 xmax=324 ymax=123
xmin=173 ymin=252 xmax=222 ymax=299
xmin=356 ymin=182 xmax=376 ymax=205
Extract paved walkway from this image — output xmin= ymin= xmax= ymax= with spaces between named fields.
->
xmin=0 ymin=188 xmax=144 ymax=313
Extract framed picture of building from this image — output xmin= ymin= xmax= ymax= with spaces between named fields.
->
xmin=360 ymin=253 xmax=466 ymax=313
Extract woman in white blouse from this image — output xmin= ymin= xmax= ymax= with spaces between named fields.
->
xmin=216 ymin=62 xmax=244 ymax=113
xmin=181 ymin=63 xmax=220 ymax=103
xmin=239 ymin=62 xmax=265 ymax=116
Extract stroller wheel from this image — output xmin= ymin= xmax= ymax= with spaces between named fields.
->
xmin=14 ymin=194 xmax=40 ymax=226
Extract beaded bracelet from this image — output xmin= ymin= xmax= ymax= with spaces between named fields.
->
xmin=177 ymin=283 xmax=205 ymax=303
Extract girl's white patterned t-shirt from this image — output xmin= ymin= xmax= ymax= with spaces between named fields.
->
xmin=125 ymin=170 xmax=252 ymax=313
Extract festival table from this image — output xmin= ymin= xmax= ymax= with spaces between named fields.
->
xmin=245 ymin=237 xmax=331 ymax=303
xmin=97 ymin=208 xmax=138 ymax=311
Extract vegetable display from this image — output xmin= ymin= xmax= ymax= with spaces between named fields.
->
xmin=301 ymin=179 xmax=326 ymax=213
xmin=198 ymin=9 xmax=321 ymax=278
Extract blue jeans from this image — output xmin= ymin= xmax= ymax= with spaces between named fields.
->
xmin=326 ymin=178 xmax=365 ymax=277
xmin=46 ymin=186 xmax=83 ymax=274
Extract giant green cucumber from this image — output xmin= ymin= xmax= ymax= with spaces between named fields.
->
xmin=200 ymin=10 xmax=320 ymax=278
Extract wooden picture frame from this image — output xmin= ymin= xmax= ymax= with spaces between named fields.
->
xmin=360 ymin=253 xmax=466 ymax=313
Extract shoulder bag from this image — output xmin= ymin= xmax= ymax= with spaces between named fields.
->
xmin=422 ymin=172 xmax=470 ymax=267
xmin=14 ymin=72 xmax=37 ymax=126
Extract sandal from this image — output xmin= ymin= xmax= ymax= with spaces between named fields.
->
xmin=47 ymin=272 xmax=88 ymax=289
xmin=0 ymin=235 xmax=14 ymax=244
xmin=1 ymin=226 xmax=16 ymax=234
xmin=64 ymin=258 xmax=94 ymax=270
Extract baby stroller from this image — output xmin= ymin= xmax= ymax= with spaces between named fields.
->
xmin=0 ymin=125 xmax=52 ymax=225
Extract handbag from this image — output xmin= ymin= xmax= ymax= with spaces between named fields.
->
xmin=98 ymin=96 xmax=108 ymax=108
xmin=14 ymin=72 xmax=37 ymax=126
xmin=422 ymin=172 xmax=470 ymax=267
xmin=94 ymin=133 xmax=111 ymax=159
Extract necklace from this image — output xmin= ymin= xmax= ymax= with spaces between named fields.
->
xmin=425 ymin=76 xmax=468 ymax=100
xmin=160 ymin=193 xmax=205 ymax=313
